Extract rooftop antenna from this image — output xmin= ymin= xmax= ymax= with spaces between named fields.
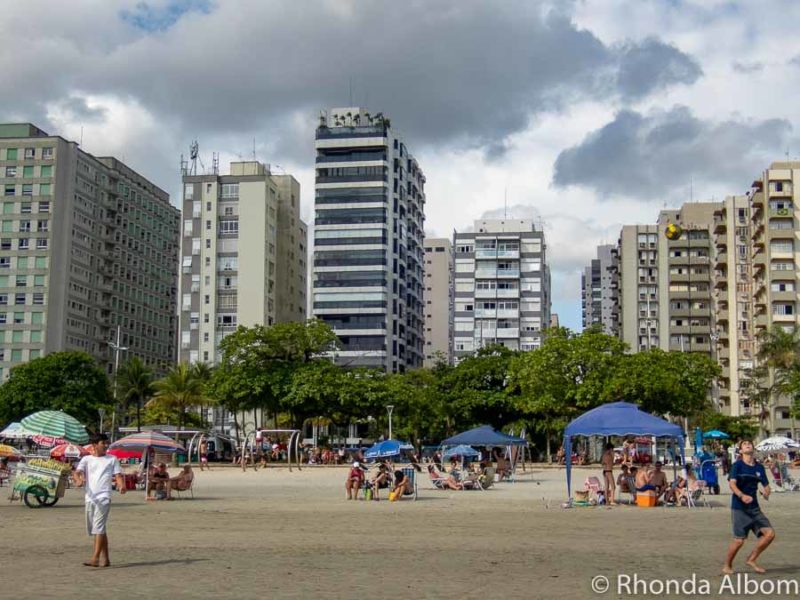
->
xmin=187 ymin=140 xmax=199 ymax=176
xmin=79 ymin=126 xmax=84 ymax=147
xmin=252 ymin=138 xmax=257 ymax=161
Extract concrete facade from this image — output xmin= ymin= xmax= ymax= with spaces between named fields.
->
xmin=581 ymin=244 xmax=617 ymax=334
xmin=452 ymin=219 xmax=550 ymax=362
xmin=423 ymin=237 xmax=453 ymax=366
xmin=0 ymin=123 xmax=180 ymax=379
xmin=312 ymin=108 xmax=425 ymax=372
xmin=179 ymin=161 xmax=307 ymax=365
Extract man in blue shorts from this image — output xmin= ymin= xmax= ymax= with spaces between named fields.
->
xmin=723 ymin=440 xmax=774 ymax=574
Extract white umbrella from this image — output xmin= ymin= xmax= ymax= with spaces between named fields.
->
xmin=756 ymin=436 xmax=800 ymax=453
xmin=0 ymin=422 xmax=32 ymax=440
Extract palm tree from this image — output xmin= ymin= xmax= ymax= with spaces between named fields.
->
xmin=190 ymin=362 xmax=215 ymax=425
xmin=149 ymin=362 xmax=205 ymax=433
xmin=756 ymin=326 xmax=800 ymax=435
xmin=116 ymin=357 xmax=154 ymax=432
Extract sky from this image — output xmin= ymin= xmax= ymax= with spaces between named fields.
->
xmin=2 ymin=0 xmax=800 ymax=329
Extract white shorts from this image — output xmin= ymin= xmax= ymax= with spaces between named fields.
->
xmin=85 ymin=500 xmax=111 ymax=535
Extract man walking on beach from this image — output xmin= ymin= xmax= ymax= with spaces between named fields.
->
xmin=73 ymin=433 xmax=126 ymax=567
xmin=601 ymin=443 xmax=617 ymax=505
xmin=723 ymin=440 xmax=774 ymax=574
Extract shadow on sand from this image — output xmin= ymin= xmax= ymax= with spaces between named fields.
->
xmin=112 ymin=558 xmax=209 ymax=569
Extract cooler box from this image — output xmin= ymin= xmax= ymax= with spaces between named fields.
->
xmin=636 ymin=492 xmax=657 ymax=508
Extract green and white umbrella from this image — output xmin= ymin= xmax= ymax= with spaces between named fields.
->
xmin=20 ymin=410 xmax=89 ymax=445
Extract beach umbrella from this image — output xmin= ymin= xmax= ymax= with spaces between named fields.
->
xmin=0 ymin=422 xmax=31 ymax=440
xmin=50 ymin=443 xmax=89 ymax=460
xmin=364 ymin=439 xmax=414 ymax=460
xmin=756 ymin=436 xmax=800 ymax=454
xmin=0 ymin=444 xmax=22 ymax=458
xmin=442 ymin=445 xmax=480 ymax=460
xmin=110 ymin=431 xmax=185 ymax=453
xmin=703 ymin=430 xmax=729 ymax=440
xmin=20 ymin=410 xmax=89 ymax=445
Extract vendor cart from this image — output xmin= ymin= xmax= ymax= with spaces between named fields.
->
xmin=10 ymin=460 xmax=70 ymax=508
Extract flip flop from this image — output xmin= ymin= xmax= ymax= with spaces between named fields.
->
xmin=83 ymin=562 xmax=99 ymax=568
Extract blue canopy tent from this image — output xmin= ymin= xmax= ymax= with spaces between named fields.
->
xmin=563 ymin=402 xmax=685 ymax=497
xmin=442 ymin=425 xmax=527 ymax=447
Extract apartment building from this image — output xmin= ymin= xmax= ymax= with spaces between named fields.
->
xmin=712 ymin=196 xmax=755 ymax=418
xmin=581 ymin=244 xmax=617 ymax=334
xmin=179 ymin=161 xmax=307 ymax=365
xmin=452 ymin=219 xmax=550 ymax=362
xmin=312 ymin=108 xmax=425 ymax=372
xmin=617 ymin=224 xmax=660 ymax=351
xmin=749 ymin=163 xmax=799 ymax=435
xmin=0 ymin=123 xmax=180 ymax=379
xmin=423 ymin=237 xmax=453 ymax=366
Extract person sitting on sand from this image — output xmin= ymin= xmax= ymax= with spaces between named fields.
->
xmin=493 ymin=448 xmax=509 ymax=479
xmin=166 ymin=465 xmax=194 ymax=499
xmin=345 ymin=461 xmax=364 ymax=500
xmin=147 ymin=463 xmax=170 ymax=500
xmin=391 ymin=469 xmax=410 ymax=500
xmin=634 ymin=464 xmax=654 ymax=492
xmin=648 ymin=462 xmax=668 ymax=499
xmin=616 ymin=464 xmax=631 ymax=493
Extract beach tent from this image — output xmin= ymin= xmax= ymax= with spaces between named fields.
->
xmin=563 ymin=402 xmax=685 ymax=497
xmin=441 ymin=425 xmax=527 ymax=447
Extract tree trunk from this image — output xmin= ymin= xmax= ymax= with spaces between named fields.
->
xmin=545 ymin=431 xmax=551 ymax=464
xmin=136 ymin=396 xmax=142 ymax=433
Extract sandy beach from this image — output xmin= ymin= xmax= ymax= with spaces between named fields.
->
xmin=4 ymin=464 xmax=799 ymax=599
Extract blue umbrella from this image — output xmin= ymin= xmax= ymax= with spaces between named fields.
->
xmin=694 ymin=426 xmax=703 ymax=453
xmin=364 ymin=439 xmax=414 ymax=460
xmin=703 ymin=430 xmax=729 ymax=440
xmin=442 ymin=445 xmax=479 ymax=460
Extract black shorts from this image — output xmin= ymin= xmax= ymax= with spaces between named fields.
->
xmin=732 ymin=507 xmax=772 ymax=539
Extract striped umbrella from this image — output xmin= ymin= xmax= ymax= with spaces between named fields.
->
xmin=50 ymin=443 xmax=90 ymax=460
xmin=109 ymin=431 xmax=185 ymax=453
xmin=21 ymin=410 xmax=89 ymax=444
xmin=0 ymin=422 xmax=32 ymax=440
xmin=0 ymin=444 xmax=22 ymax=458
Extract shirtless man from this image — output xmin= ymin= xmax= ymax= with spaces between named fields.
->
xmin=648 ymin=462 xmax=668 ymax=500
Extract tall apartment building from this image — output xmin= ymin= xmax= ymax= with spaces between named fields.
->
xmin=312 ymin=108 xmax=425 ymax=372
xmin=423 ymin=237 xmax=453 ymax=366
xmin=581 ymin=244 xmax=617 ymax=333
xmin=749 ymin=163 xmax=799 ymax=434
xmin=452 ymin=219 xmax=550 ymax=362
xmin=0 ymin=123 xmax=180 ymax=379
xmin=712 ymin=195 xmax=755 ymax=418
xmin=617 ymin=203 xmax=717 ymax=355
xmin=179 ymin=161 xmax=307 ymax=365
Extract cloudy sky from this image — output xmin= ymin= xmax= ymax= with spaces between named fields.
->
xmin=3 ymin=0 xmax=800 ymax=329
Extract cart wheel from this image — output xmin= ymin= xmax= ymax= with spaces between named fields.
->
xmin=23 ymin=485 xmax=48 ymax=508
xmin=41 ymin=494 xmax=59 ymax=507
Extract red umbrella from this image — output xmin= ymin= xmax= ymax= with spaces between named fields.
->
xmin=50 ymin=443 xmax=89 ymax=460
xmin=108 ymin=448 xmax=143 ymax=460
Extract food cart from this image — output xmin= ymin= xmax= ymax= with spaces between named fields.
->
xmin=9 ymin=458 xmax=71 ymax=508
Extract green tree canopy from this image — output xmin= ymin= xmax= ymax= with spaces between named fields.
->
xmin=0 ymin=351 xmax=110 ymax=428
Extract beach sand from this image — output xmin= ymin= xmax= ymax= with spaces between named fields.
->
xmin=4 ymin=464 xmax=799 ymax=599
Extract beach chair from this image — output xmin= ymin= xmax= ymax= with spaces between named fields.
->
xmin=584 ymin=476 xmax=604 ymax=502
xmin=400 ymin=466 xmax=418 ymax=501
xmin=683 ymin=479 xmax=708 ymax=507
xmin=617 ymin=475 xmax=636 ymax=504
xmin=427 ymin=466 xmax=450 ymax=490
xmin=171 ymin=471 xmax=195 ymax=499
xmin=478 ymin=467 xmax=496 ymax=490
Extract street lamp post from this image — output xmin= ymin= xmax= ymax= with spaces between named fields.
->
xmin=98 ymin=408 xmax=106 ymax=434
xmin=108 ymin=325 xmax=128 ymax=442
xmin=386 ymin=405 xmax=394 ymax=440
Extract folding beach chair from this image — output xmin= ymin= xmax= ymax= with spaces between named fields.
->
xmin=400 ymin=466 xmax=418 ymax=501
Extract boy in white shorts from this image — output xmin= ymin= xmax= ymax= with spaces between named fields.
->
xmin=73 ymin=433 xmax=126 ymax=567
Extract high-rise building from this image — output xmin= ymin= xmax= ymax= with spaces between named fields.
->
xmin=748 ymin=163 xmax=799 ymax=434
xmin=581 ymin=244 xmax=617 ymax=334
xmin=0 ymin=123 xmax=180 ymax=380
xmin=712 ymin=195 xmax=755 ymax=418
xmin=312 ymin=108 xmax=425 ymax=372
xmin=423 ymin=237 xmax=453 ymax=366
xmin=617 ymin=224 xmax=660 ymax=351
xmin=179 ymin=161 xmax=307 ymax=366
xmin=452 ymin=219 xmax=550 ymax=362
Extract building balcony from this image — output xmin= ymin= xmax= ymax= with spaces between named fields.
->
xmin=772 ymin=290 xmax=797 ymax=302
xmin=770 ymin=268 xmax=796 ymax=280
xmin=497 ymin=309 xmax=519 ymax=319
xmin=768 ymin=227 xmax=795 ymax=239
xmin=474 ymin=288 xmax=519 ymax=299
xmin=717 ymin=308 xmax=729 ymax=322
xmin=718 ymin=346 xmax=730 ymax=360
xmin=714 ymin=252 xmax=727 ymax=266
xmin=496 ymin=327 xmax=519 ymax=338
xmin=773 ymin=311 xmax=797 ymax=322
xmin=496 ymin=269 xmax=520 ymax=278
xmin=475 ymin=249 xmax=498 ymax=259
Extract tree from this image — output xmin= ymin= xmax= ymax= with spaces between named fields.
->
xmin=148 ymin=362 xmax=205 ymax=431
xmin=608 ymin=350 xmax=719 ymax=418
xmin=755 ymin=326 xmax=800 ymax=433
xmin=508 ymin=327 xmax=627 ymax=457
xmin=0 ymin=351 xmax=110 ymax=428
xmin=116 ymin=357 xmax=154 ymax=432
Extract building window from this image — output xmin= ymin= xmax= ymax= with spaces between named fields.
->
xmin=37 ymin=220 xmax=48 ymax=232
xmin=20 ymin=202 xmax=31 ymax=214
xmin=5 ymin=149 xmax=17 ymax=160
xmin=219 ymin=220 xmax=238 ymax=235
xmin=36 ymin=238 xmax=48 ymax=249
xmin=4 ymin=166 xmax=16 ymax=177
xmin=18 ymin=238 xmax=29 ymax=250
xmin=4 ymin=185 xmax=16 ymax=196
xmin=42 ymin=147 xmax=53 ymax=159
xmin=32 ymin=293 xmax=43 ymax=305
xmin=221 ymin=183 xmax=239 ymax=198
xmin=22 ymin=166 xmax=34 ymax=178
xmin=15 ymin=293 xmax=25 ymax=305
xmin=24 ymin=148 xmax=35 ymax=159
xmin=38 ymin=201 xmax=50 ymax=212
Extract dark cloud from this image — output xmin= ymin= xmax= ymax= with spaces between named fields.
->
xmin=0 ymin=1 xmax=702 ymax=163
xmin=614 ymin=38 xmax=702 ymax=99
xmin=732 ymin=60 xmax=764 ymax=74
xmin=552 ymin=106 xmax=794 ymax=199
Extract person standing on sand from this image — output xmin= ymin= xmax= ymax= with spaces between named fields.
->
xmin=72 ymin=433 xmax=126 ymax=568
xmin=601 ymin=443 xmax=617 ymax=505
xmin=199 ymin=439 xmax=209 ymax=471
xmin=723 ymin=440 xmax=774 ymax=575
